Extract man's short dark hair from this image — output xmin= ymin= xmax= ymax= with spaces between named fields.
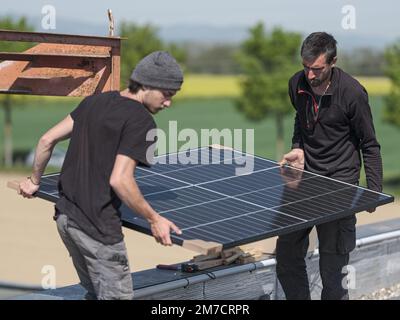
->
xmin=301 ymin=32 xmax=337 ymax=64
xmin=128 ymin=79 xmax=143 ymax=94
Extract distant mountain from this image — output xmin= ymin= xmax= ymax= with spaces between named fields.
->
xmin=24 ymin=16 xmax=109 ymax=37
xmin=160 ymin=25 xmax=396 ymax=50
xmin=159 ymin=24 xmax=249 ymax=44
xmin=12 ymin=16 xmax=398 ymax=50
xmin=334 ymin=32 xmax=396 ymax=50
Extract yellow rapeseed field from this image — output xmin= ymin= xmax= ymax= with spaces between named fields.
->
xmin=355 ymin=77 xmax=391 ymax=96
xmin=179 ymin=74 xmax=242 ymax=98
xmin=179 ymin=74 xmax=391 ymax=98
xmin=7 ymin=75 xmax=391 ymax=102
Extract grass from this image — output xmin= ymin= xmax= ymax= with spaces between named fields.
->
xmin=355 ymin=77 xmax=391 ymax=96
xmin=0 ymin=86 xmax=399 ymax=194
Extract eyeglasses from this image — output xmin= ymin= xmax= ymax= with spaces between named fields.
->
xmin=302 ymin=64 xmax=327 ymax=73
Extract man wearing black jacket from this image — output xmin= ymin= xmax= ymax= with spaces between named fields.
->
xmin=276 ymin=32 xmax=382 ymax=300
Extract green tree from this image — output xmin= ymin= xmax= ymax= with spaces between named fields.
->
xmin=119 ymin=22 xmax=186 ymax=87
xmin=338 ymin=48 xmax=384 ymax=76
xmin=0 ymin=16 xmax=34 ymax=167
xmin=185 ymin=43 xmax=241 ymax=74
xmin=236 ymin=23 xmax=301 ymax=159
xmin=383 ymin=40 xmax=400 ymax=127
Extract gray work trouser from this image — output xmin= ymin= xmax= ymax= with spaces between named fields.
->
xmin=55 ymin=214 xmax=134 ymax=300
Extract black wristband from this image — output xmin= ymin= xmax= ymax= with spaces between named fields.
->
xmin=28 ymin=176 xmax=40 ymax=186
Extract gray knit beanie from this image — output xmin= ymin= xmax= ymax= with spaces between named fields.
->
xmin=130 ymin=51 xmax=183 ymax=90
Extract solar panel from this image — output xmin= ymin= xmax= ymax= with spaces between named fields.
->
xmin=36 ymin=147 xmax=394 ymax=250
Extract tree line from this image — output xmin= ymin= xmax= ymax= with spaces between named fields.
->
xmin=1 ymin=16 xmax=400 ymax=165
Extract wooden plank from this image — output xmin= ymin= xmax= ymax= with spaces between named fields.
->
xmin=221 ymin=246 xmax=243 ymax=258
xmin=237 ymin=253 xmax=270 ymax=264
xmin=192 ymin=247 xmax=265 ymax=266
xmin=7 ymin=180 xmax=20 ymax=190
xmin=192 ymin=252 xmax=221 ymax=262
xmin=182 ymin=239 xmax=223 ymax=255
xmin=191 ymin=258 xmax=224 ymax=270
xmin=223 ymin=251 xmax=244 ymax=265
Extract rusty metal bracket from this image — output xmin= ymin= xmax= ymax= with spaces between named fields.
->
xmin=0 ymin=28 xmax=122 ymax=97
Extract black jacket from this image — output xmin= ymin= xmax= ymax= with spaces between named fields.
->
xmin=288 ymin=67 xmax=382 ymax=192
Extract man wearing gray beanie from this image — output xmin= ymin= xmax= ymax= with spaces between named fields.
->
xmin=131 ymin=50 xmax=183 ymax=91
xmin=18 ymin=51 xmax=184 ymax=299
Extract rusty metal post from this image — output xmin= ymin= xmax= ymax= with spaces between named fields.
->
xmin=108 ymin=9 xmax=115 ymax=37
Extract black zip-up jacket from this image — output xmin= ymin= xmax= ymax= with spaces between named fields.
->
xmin=288 ymin=67 xmax=382 ymax=192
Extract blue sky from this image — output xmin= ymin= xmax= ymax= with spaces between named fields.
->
xmin=2 ymin=0 xmax=400 ymax=47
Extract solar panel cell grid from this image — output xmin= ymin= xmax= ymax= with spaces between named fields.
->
xmin=36 ymin=147 xmax=394 ymax=249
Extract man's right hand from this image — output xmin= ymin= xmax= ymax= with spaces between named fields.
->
xmin=111 ymin=155 xmax=183 ymax=246
xmin=279 ymin=148 xmax=305 ymax=170
xmin=150 ymin=215 xmax=182 ymax=246
xmin=18 ymin=178 xmax=40 ymax=199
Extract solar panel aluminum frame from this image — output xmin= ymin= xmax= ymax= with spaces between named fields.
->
xmin=34 ymin=146 xmax=395 ymax=252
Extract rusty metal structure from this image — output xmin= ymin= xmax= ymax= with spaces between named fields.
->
xmin=0 ymin=28 xmax=121 ymax=97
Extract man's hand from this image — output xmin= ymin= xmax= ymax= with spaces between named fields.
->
xmin=18 ymin=178 xmax=40 ymax=199
xmin=280 ymin=165 xmax=303 ymax=189
xmin=110 ymin=155 xmax=183 ymax=246
xmin=279 ymin=148 xmax=305 ymax=169
xmin=278 ymin=148 xmax=304 ymax=189
xmin=150 ymin=215 xmax=182 ymax=246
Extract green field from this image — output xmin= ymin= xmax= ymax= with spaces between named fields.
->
xmin=1 ymin=74 xmax=391 ymax=102
xmin=0 ymin=94 xmax=399 ymax=194
xmin=0 ymin=72 xmax=398 ymax=193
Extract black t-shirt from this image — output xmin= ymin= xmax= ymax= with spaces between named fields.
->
xmin=55 ymin=91 xmax=156 ymax=244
